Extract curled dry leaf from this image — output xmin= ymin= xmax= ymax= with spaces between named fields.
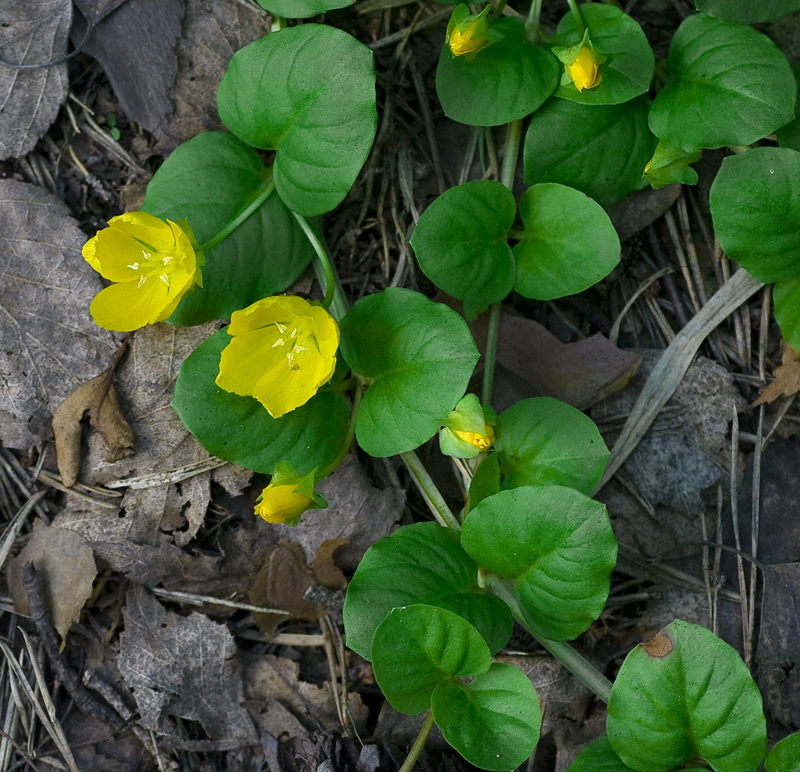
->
xmin=754 ymin=341 xmax=800 ymax=406
xmin=7 ymin=522 xmax=97 ymax=646
xmin=0 ymin=180 xmax=116 ymax=448
xmin=0 ymin=0 xmax=71 ymax=159
xmin=53 ymin=372 xmax=135 ymax=488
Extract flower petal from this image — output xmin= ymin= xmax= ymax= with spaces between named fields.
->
xmin=110 ymin=211 xmax=178 ymax=254
xmin=215 ymin=328 xmax=285 ymax=398
xmin=82 ymin=227 xmax=152 ymax=282
xmin=89 ymin=278 xmax=171 ymax=331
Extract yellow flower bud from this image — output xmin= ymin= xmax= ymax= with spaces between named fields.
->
xmin=215 ymin=295 xmax=339 ymax=419
xmin=453 ymin=424 xmax=495 ymax=451
xmin=449 ymin=23 xmax=483 ymax=57
xmin=82 ymin=212 xmax=203 ymax=332
xmin=255 ymin=482 xmax=315 ymax=524
xmin=568 ymin=46 xmax=602 ymax=92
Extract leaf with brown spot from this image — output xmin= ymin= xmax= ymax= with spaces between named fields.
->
xmin=754 ymin=341 xmax=800 ymax=405
xmin=0 ymin=1 xmax=71 ymax=159
xmin=0 ymin=180 xmax=116 ymax=448
xmin=53 ymin=373 xmax=135 ymax=487
xmin=7 ymin=522 xmax=97 ymax=645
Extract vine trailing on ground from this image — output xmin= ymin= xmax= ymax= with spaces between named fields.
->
xmin=68 ymin=0 xmax=800 ymax=769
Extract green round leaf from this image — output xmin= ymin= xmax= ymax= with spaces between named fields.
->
xmin=339 ymin=288 xmax=479 ymax=457
xmin=649 ymin=13 xmax=796 ymax=152
xmin=607 ymin=620 xmax=767 ymax=772
xmin=142 ymin=132 xmax=314 ymax=326
xmin=567 ymin=735 xmax=632 ymax=772
xmin=774 ymin=278 xmax=800 ymax=351
xmin=696 ymin=0 xmax=800 ymax=25
xmin=343 ymin=522 xmax=511 ymax=660
xmin=461 ymin=486 xmax=617 ymax=641
xmin=432 ymin=663 xmax=541 ymax=771
xmin=436 ymin=18 xmax=559 ymax=127
xmin=372 ymin=604 xmax=491 ymax=715
xmin=523 ymin=96 xmax=654 ymax=205
xmin=709 ymin=147 xmax=800 ymax=283
xmin=255 ymin=0 xmax=351 ymax=19
xmin=217 ymin=25 xmax=377 ymax=216
xmin=513 ymin=184 xmax=620 ymax=301
xmin=172 ymin=328 xmax=348 ymax=474
xmin=766 ymin=733 xmax=800 ymax=772
xmin=553 ymin=4 xmax=654 ymax=105
xmin=410 ymin=181 xmax=516 ymax=311
xmin=495 ymin=397 xmax=609 ymax=494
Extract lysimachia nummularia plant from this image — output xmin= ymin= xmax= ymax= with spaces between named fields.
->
xmin=75 ymin=0 xmax=800 ymax=767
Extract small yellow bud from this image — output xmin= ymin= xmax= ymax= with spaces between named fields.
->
xmin=449 ymin=23 xmax=483 ymax=57
xmin=453 ymin=424 xmax=495 ymax=451
xmin=255 ymin=483 xmax=315 ymax=524
xmin=568 ymin=46 xmax=602 ymax=92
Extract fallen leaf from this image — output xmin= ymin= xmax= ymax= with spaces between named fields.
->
xmin=311 ymin=539 xmax=348 ymax=591
xmin=0 ymin=180 xmax=116 ymax=448
xmin=271 ymin=456 xmax=405 ymax=572
xmin=155 ymin=0 xmax=272 ymax=150
xmin=249 ymin=541 xmax=325 ymax=636
xmin=53 ymin=373 xmax=135 ymax=487
xmin=118 ymin=585 xmax=258 ymax=750
xmin=0 ymin=1 xmax=71 ymax=159
xmin=54 ymin=712 xmax=149 ymax=772
xmin=72 ymin=0 xmax=183 ymax=137
xmin=603 ymin=183 xmax=682 ymax=243
xmin=754 ymin=341 xmax=800 ymax=405
xmin=758 ymin=563 xmax=800 ymax=727
xmin=7 ymin=522 xmax=97 ymax=645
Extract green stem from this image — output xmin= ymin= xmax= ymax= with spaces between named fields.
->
xmin=488 ymin=577 xmax=613 ymax=703
xmin=482 ymin=302 xmax=501 ymax=405
xmin=401 ymin=452 xmax=461 ymax=531
xmin=490 ymin=0 xmax=508 ymax=18
xmin=317 ymin=380 xmax=364 ymax=480
xmin=292 ymin=212 xmax=347 ymax=315
xmin=398 ymin=711 xmax=435 ymax=772
xmin=198 ymin=176 xmax=275 ymax=253
xmin=500 ymin=119 xmax=522 ymax=192
xmin=525 ymin=0 xmax=543 ymax=40
xmin=566 ymin=0 xmax=586 ymax=37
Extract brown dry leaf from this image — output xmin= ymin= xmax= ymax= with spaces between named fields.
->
xmin=53 ymin=373 xmax=135 ymax=487
xmin=249 ymin=541 xmax=326 ymax=636
xmin=0 ymin=180 xmax=116 ymax=448
xmin=754 ymin=341 xmax=800 ymax=406
xmin=155 ymin=0 xmax=272 ymax=149
xmin=0 ymin=1 xmax=71 ymax=159
xmin=467 ymin=309 xmax=642 ymax=412
xmin=272 ymin=456 xmax=405 ymax=572
xmin=7 ymin=522 xmax=97 ymax=645
xmin=311 ymin=539 xmax=348 ymax=591
xmin=243 ymin=652 xmax=368 ymax=736
xmin=118 ymin=585 xmax=258 ymax=750
xmin=72 ymin=0 xmax=183 ymax=137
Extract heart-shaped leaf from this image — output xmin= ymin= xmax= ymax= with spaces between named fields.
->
xmin=255 ymin=0 xmax=351 ymax=19
xmin=513 ymin=184 xmax=620 ymax=300
xmin=649 ymin=13 xmax=796 ymax=152
xmin=217 ymin=25 xmax=377 ymax=216
xmin=372 ymin=604 xmax=491 ymax=715
xmin=436 ymin=18 xmax=559 ymax=127
xmin=709 ymin=147 xmax=800 ymax=284
xmin=495 ymin=397 xmax=609 ymax=495
xmin=410 ymin=181 xmax=516 ymax=312
xmin=607 ymin=620 xmax=767 ymax=772
xmin=523 ymin=95 xmax=654 ymax=205
xmin=339 ymin=288 xmax=479 ymax=457
xmin=432 ymin=663 xmax=541 ymax=771
xmin=343 ymin=522 xmax=512 ymax=659
xmin=553 ymin=4 xmax=654 ymax=105
xmin=696 ymin=0 xmax=800 ymax=24
xmin=172 ymin=328 xmax=349 ymax=474
xmin=143 ymin=132 xmax=314 ymax=325
xmin=766 ymin=732 xmax=800 ymax=772
xmin=774 ymin=277 xmax=800 ymax=351
xmin=567 ymin=735 xmax=634 ymax=772
xmin=461 ymin=486 xmax=617 ymax=641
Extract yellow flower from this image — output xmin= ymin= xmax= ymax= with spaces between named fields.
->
xmin=215 ymin=295 xmax=339 ymax=419
xmin=454 ymin=424 xmax=495 ymax=451
xmin=449 ymin=24 xmax=482 ymax=57
xmin=568 ymin=46 xmax=602 ymax=91
xmin=82 ymin=211 xmax=203 ymax=332
xmin=446 ymin=5 xmax=500 ymax=59
xmin=254 ymin=461 xmax=326 ymax=525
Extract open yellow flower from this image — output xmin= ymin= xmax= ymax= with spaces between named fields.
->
xmin=568 ymin=46 xmax=602 ymax=91
xmin=82 ymin=212 xmax=203 ymax=332
xmin=215 ymin=295 xmax=339 ymax=419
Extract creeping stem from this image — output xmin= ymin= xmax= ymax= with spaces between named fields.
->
xmin=566 ymin=0 xmax=586 ymax=37
xmin=401 ymin=452 xmax=462 ymax=531
xmin=482 ymin=118 xmax=523 ymax=405
xmin=198 ymin=175 xmax=275 ymax=253
xmin=398 ymin=711 xmax=436 ymax=772
xmin=525 ymin=0 xmax=543 ymax=40
xmin=292 ymin=212 xmax=343 ymax=313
